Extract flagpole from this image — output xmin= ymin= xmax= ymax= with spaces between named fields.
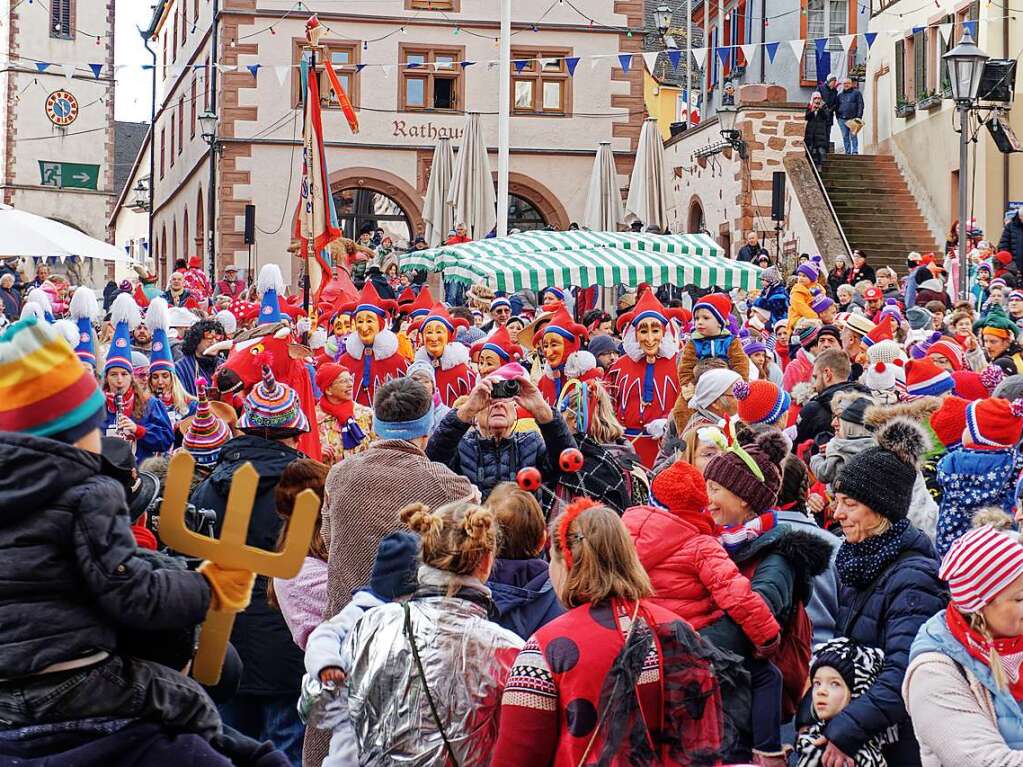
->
xmin=304 ymin=45 xmax=317 ymax=320
xmin=496 ymin=0 xmax=511 ymax=238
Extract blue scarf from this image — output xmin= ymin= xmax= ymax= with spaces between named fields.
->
xmin=836 ymin=518 xmax=910 ymax=588
xmin=691 ymin=332 xmax=734 ymax=361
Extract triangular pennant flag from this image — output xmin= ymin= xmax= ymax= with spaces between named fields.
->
xmin=89 ymin=63 xmax=103 ymax=79
xmin=565 ymin=56 xmax=580 ymax=75
xmin=938 ymin=24 xmax=952 ymax=44
xmin=666 ymin=49 xmax=681 ymax=69
xmin=193 ymin=63 xmax=205 ymax=70
xmin=864 ymin=31 xmax=878 ymax=49
xmin=246 ymin=64 xmax=261 ymax=78
xmin=407 ymin=61 xmax=422 ymax=69
xmin=911 ymin=26 xmax=924 ymax=35
xmin=840 ymin=34 xmax=854 ymax=53
xmin=141 ymin=64 xmax=154 ymax=71
xmin=740 ymin=44 xmax=756 ymax=66
xmin=641 ymin=51 xmax=659 ymax=73
xmin=765 ymin=41 xmax=779 ymax=62
xmin=459 ymin=60 xmax=475 ymax=68
xmin=35 ymin=62 xmax=51 ymax=73
xmin=167 ymin=64 xmax=184 ymax=78
xmin=61 ymin=63 xmax=76 ymax=81
xmin=618 ymin=53 xmax=632 ymax=72
xmin=788 ymin=38 xmax=805 ymax=62
xmin=513 ymin=59 xmax=528 ymax=72
xmin=355 ymin=63 xmax=366 ymax=73
xmin=716 ymin=46 xmax=730 ymax=66
xmin=274 ymin=65 xmax=290 ymax=86
xmin=381 ymin=65 xmax=391 ymax=79
xmin=814 ymin=37 xmax=828 ymax=55
xmin=591 ymin=56 xmax=603 ymax=71
xmin=217 ymin=64 xmax=238 ymax=73
xmin=692 ymin=48 xmax=707 ymax=69
xmin=963 ymin=20 xmax=977 ymax=39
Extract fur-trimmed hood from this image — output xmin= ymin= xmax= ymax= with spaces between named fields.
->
xmin=732 ymin=524 xmax=834 ymax=604
xmin=414 ymin=341 xmax=470 ymax=371
xmin=346 ymin=328 xmax=400 ymax=361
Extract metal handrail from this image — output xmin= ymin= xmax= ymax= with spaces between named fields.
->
xmin=804 ymin=149 xmax=853 ymax=261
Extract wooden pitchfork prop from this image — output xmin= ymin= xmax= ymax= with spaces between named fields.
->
xmin=159 ymin=451 xmax=320 ymax=685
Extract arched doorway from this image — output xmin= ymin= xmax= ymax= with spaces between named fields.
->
xmin=334 ymin=187 xmax=414 ymax=243
xmin=687 ymin=198 xmax=706 ymax=234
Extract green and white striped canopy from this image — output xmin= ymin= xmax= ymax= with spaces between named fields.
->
xmin=400 ymin=230 xmax=761 ymax=292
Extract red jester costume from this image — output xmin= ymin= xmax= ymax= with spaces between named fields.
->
xmin=470 ymin=324 xmax=524 ymax=377
xmin=415 ymin=303 xmax=475 ymax=406
xmin=336 ymin=282 xmax=409 ymax=407
xmin=607 ymin=290 xmax=682 ymax=468
xmin=536 ymin=307 xmax=600 ymax=407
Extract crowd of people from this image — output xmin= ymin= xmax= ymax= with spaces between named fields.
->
xmin=3 ymin=223 xmax=1023 ymax=767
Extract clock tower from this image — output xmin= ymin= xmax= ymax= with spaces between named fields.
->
xmin=0 ymin=0 xmax=116 ymax=242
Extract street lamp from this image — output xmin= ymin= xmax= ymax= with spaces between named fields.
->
xmin=944 ymin=28 xmax=989 ymax=299
xmin=717 ymin=103 xmax=748 ymax=159
xmin=130 ymin=177 xmax=150 ymax=213
xmin=654 ymin=5 xmax=673 ymax=36
xmin=198 ymin=110 xmax=220 ymax=280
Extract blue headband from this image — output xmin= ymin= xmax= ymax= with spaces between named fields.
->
xmin=482 ymin=342 xmax=510 ymax=361
xmin=410 ymin=307 xmax=430 ymax=319
xmin=422 ymin=315 xmax=454 ymax=333
xmin=356 ymin=303 xmax=387 ymax=318
xmin=543 ymin=325 xmax=576 ymax=343
xmin=631 ymin=309 xmax=668 ymax=327
xmin=373 ymin=407 xmax=435 ymax=440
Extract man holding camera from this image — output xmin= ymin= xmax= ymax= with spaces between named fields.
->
xmin=426 ymin=366 xmax=574 ymax=501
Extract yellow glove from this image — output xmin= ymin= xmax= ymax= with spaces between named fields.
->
xmin=198 ymin=561 xmax=257 ymax=612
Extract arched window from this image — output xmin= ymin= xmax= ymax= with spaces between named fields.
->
xmin=161 ymin=225 xmax=168 ymax=278
xmin=687 ymin=199 xmax=706 ymax=234
xmin=196 ymin=188 xmax=205 ymax=258
xmin=182 ymin=207 xmax=190 ymax=260
xmin=507 ymin=193 xmax=547 ymax=232
xmin=172 ymin=220 xmax=178 ymax=268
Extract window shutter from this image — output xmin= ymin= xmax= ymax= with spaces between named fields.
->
xmin=913 ymin=30 xmax=925 ymax=98
xmin=895 ymin=39 xmax=905 ymax=102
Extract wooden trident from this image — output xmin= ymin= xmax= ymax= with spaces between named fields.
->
xmin=159 ymin=451 xmax=320 ymax=685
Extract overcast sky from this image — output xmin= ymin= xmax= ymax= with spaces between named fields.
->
xmin=114 ymin=0 xmax=155 ymax=122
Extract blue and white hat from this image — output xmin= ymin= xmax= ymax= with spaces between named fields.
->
xmin=256 ymin=263 xmax=285 ymax=325
xmin=145 ymin=296 xmax=175 ymax=374
xmin=105 ymin=293 xmax=141 ymax=374
xmin=68 ymin=286 xmax=99 ymax=367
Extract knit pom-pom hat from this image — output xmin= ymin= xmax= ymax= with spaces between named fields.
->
xmin=182 ymin=382 xmax=233 ymax=466
xmin=733 ymin=379 xmax=791 ymax=426
xmin=952 ymin=364 xmax=1004 ymax=401
xmin=703 ymin=430 xmax=789 ymax=512
xmin=238 ymin=358 xmax=310 ymax=436
xmin=904 ymin=358 xmax=955 ymax=398
xmin=940 ymin=525 xmax=1023 ymax=613
xmin=930 ymin=395 xmax=970 ymax=449
xmin=834 ymin=417 xmax=928 ymax=520
xmin=692 ymin=293 xmax=733 ymax=331
xmin=651 ymin=459 xmax=709 ymax=517
xmin=963 ymin=397 xmax=1023 ymax=450
xmin=927 ymin=337 xmax=966 ymax=372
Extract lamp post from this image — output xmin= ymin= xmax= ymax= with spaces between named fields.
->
xmin=717 ymin=102 xmax=748 ymax=159
xmin=198 ymin=109 xmax=221 ymax=281
xmin=943 ymin=27 xmax=989 ymax=300
xmin=131 ymin=178 xmax=150 ymax=213
xmin=655 ymin=5 xmax=675 ymax=48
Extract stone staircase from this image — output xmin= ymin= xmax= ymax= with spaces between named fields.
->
xmin=818 ymin=154 xmax=944 ymax=274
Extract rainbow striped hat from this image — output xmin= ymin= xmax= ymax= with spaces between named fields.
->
xmin=238 ymin=363 xmax=309 ymax=435
xmin=0 ymin=317 xmax=105 ymax=440
xmin=182 ymin=382 xmax=232 ymax=465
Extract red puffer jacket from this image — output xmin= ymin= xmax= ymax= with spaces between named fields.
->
xmin=622 ymin=504 xmax=780 ymax=647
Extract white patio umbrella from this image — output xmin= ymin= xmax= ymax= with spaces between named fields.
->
xmin=423 ymin=137 xmax=456 ymax=247
xmin=583 ymin=142 xmax=626 ymax=232
xmin=447 ymin=112 xmax=497 ymax=240
xmin=0 ymin=204 xmax=129 ymax=262
xmin=625 ymin=118 xmax=670 ymax=232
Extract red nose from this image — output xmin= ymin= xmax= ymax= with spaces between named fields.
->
xmin=559 ymin=448 xmax=584 ymax=473
xmin=516 ymin=467 xmax=542 ymax=492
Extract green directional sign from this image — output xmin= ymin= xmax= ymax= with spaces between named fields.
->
xmin=38 ymin=161 xmax=99 ymax=190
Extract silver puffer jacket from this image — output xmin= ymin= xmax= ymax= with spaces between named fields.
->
xmin=343 ymin=566 xmax=524 ymax=766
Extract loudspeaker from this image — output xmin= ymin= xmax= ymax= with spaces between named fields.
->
xmin=978 ymin=60 xmax=1017 ymax=103
xmin=244 ymin=205 xmax=256 ymax=245
xmin=771 ymin=172 xmax=786 ymax=222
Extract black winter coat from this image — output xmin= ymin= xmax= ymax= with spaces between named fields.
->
xmin=804 ymin=106 xmax=832 ymax=149
xmin=0 ymin=432 xmax=210 ymax=678
xmin=425 ymin=409 xmax=574 ymax=500
xmin=998 ymin=216 xmax=1023 ymax=271
xmin=190 ymin=434 xmax=303 ymax=697
xmin=795 ymin=380 xmax=870 ymax=446
xmin=826 ymin=525 xmax=946 ymax=765
xmin=817 ymin=84 xmax=840 ymax=123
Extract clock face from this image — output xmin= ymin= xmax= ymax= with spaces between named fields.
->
xmin=46 ymin=90 xmax=79 ymax=127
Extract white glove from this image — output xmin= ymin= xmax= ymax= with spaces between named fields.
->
xmin=309 ymin=327 xmax=328 ymax=350
xmin=645 ymin=418 xmax=668 ymax=439
xmin=296 ymin=316 xmax=312 ymax=335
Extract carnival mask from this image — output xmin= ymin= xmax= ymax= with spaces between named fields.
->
xmin=635 ymin=317 xmax=664 ymax=358
xmin=542 ymin=333 xmax=567 ymax=368
xmin=354 ymin=310 xmax=381 ymax=345
xmin=422 ymin=321 xmax=449 ymax=358
xmin=477 ymin=348 xmax=503 ymax=377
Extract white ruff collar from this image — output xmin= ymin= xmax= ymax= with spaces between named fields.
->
xmin=415 ymin=341 xmax=469 ymax=371
xmin=346 ymin=328 xmax=399 ymax=360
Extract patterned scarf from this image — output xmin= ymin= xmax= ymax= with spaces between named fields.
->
xmin=105 ymin=388 xmax=136 ymax=416
xmin=719 ymin=511 xmax=777 ymax=553
xmin=835 ymin=518 xmax=910 ymax=589
xmin=946 ymin=605 xmax=1023 ymax=702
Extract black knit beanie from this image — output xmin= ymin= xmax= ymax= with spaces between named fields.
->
xmin=703 ymin=431 xmax=790 ymax=512
xmin=833 ymin=417 xmax=927 ymax=521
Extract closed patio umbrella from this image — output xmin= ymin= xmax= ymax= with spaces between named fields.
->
xmin=583 ymin=142 xmax=626 ymax=232
xmin=625 ymin=118 xmax=670 ymax=232
xmin=447 ymin=112 xmax=497 ymax=240
xmin=423 ymin=137 xmax=455 ymax=247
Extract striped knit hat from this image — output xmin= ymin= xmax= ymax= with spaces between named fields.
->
xmin=692 ymin=293 xmax=733 ymax=329
xmin=962 ymin=397 xmax=1023 ymax=450
xmin=940 ymin=525 xmax=1023 ymax=613
xmin=733 ymin=379 xmax=790 ymax=426
xmin=238 ymin=361 xmax=309 ymax=436
xmin=904 ymin=358 xmax=954 ymax=398
xmin=0 ymin=317 xmax=105 ymax=441
xmin=182 ymin=382 xmax=232 ymax=466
